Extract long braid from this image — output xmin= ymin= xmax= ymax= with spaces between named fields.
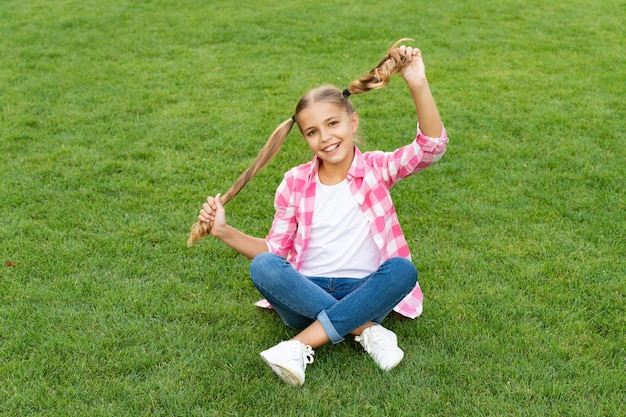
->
xmin=187 ymin=118 xmax=294 ymax=246
xmin=345 ymin=38 xmax=414 ymax=95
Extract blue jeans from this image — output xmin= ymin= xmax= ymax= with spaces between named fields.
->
xmin=249 ymin=252 xmax=417 ymax=344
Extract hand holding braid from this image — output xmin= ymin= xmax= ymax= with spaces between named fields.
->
xmin=187 ymin=38 xmax=416 ymax=247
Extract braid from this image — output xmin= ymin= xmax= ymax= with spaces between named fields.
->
xmin=345 ymin=38 xmax=413 ymax=95
xmin=187 ymin=118 xmax=295 ymax=246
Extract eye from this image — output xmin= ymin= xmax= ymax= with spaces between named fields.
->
xmin=306 ymin=129 xmax=317 ymax=137
xmin=329 ymin=120 xmax=338 ymax=126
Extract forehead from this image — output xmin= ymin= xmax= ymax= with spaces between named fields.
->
xmin=298 ymin=102 xmax=347 ymax=125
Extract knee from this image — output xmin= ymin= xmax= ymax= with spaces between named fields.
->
xmin=250 ymin=251 xmax=274 ymax=272
xmin=249 ymin=252 xmax=281 ymax=285
xmin=386 ymin=257 xmax=418 ymax=289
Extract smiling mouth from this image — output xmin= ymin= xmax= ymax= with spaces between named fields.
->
xmin=323 ymin=143 xmax=340 ymax=152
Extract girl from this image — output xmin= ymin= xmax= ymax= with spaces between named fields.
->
xmin=194 ymin=40 xmax=448 ymax=386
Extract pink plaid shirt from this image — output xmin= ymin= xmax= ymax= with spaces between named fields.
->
xmin=261 ymin=125 xmax=448 ymax=319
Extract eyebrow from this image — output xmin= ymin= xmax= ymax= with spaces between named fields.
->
xmin=302 ymin=116 xmax=339 ymax=132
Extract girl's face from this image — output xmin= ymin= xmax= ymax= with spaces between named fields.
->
xmin=297 ymin=101 xmax=359 ymax=171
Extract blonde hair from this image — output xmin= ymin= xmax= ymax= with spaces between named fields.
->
xmin=187 ymin=38 xmax=414 ymax=246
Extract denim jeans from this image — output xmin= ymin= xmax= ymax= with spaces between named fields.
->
xmin=249 ymin=252 xmax=418 ymax=344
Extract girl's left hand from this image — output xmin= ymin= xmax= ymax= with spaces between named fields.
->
xmin=398 ymin=45 xmax=427 ymax=84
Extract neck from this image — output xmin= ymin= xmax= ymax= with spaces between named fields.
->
xmin=317 ymin=156 xmax=353 ymax=185
xmin=318 ymin=166 xmax=345 ymax=185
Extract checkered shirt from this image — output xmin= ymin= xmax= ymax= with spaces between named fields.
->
xmin=263 ymin=125 xmax=448 ymax=318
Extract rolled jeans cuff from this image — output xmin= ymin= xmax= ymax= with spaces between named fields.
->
xmin=317 ymin=310 xmax=343 ymax=344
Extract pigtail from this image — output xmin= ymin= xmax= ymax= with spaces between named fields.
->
xmin=345 ymin=38 xmax=414 ymax=95
xmin=187 ymin=117 xmax=295 ymax=247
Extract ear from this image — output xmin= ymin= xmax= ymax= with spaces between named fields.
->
xmin=351 ymin=112 xmax=359 ymax=133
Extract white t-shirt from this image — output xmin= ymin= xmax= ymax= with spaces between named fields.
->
xmin=298 ymin=177 xmax=381 ymax=278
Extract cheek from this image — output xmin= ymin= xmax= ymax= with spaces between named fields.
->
xmin=304 ymin=136 xmax=317 ymax=151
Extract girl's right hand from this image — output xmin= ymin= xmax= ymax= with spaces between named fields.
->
xmin=198 ymin=193 xmax=226 ymax=236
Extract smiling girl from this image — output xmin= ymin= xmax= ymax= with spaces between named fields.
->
xmin=194 ymin=40 xmax=448 ymax=385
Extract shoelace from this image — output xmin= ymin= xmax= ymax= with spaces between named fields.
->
xmin=360 ymin=335 xmax=377 ymax=354
xmin=300 ymin=344 xmax=315 ymax=365
xmin=358 ymin=328 xmax=391 ymax=354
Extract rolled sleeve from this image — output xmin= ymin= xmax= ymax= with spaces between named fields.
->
xmin=416 ymin=124 xmax=448 ymax=153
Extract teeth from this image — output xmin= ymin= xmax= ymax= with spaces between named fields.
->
xmin=324 ymin=144 xmax=339 ymax=152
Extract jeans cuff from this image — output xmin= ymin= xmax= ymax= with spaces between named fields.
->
xmin=317 ymin=310 xmax=344 ymax=344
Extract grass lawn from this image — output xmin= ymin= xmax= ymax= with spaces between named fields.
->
xmin=1 ymin=0 xmax=624 ymax=415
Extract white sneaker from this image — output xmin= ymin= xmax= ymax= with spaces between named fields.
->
xmin=260 ymin=340 xmax=315 ymax=386
xmin=355 ymin=324 xmax=404 ymax=371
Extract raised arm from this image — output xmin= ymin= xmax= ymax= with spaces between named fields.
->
xmin=398 ymin=46 xmax=443 ymax=138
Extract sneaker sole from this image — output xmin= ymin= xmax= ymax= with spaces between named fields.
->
xmin=260 ymin=353 xmax=304 ymax=386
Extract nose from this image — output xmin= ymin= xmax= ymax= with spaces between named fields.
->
xmin=319 ymin=128 xmax=331 ymax=142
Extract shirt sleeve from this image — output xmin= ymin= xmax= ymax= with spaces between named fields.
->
xmin=264 ymin=175 xmax=298 ymax=258
xmin=368 ymin=123 xmax=448 ymax=187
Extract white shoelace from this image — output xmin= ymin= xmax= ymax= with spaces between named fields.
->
xmin=357 ymin=327 xmax=394 ymax=353
xmin=300 ymin=344 xmax=315 ymax=365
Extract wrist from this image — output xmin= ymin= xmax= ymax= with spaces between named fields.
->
xmin=405 ymin=76 xmax=429 ymax=90
xmin=210 ymin=223 xmax=229 ymax=240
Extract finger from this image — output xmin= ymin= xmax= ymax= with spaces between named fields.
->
xmin=198 ymin=210 xmax=213 ymax=223
xmin=198 ymin=204 xmax=215 ymax=220
xmin=206 ymin=196 xmax=218 ymax=211
xmin=202 ymin=202 xmax=213 ymax=213
xmin=214 ymin=193 xmax=223 ymax=209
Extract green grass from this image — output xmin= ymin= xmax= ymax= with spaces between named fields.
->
xmin=1 ymin=0 xmax=624 ymax=415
